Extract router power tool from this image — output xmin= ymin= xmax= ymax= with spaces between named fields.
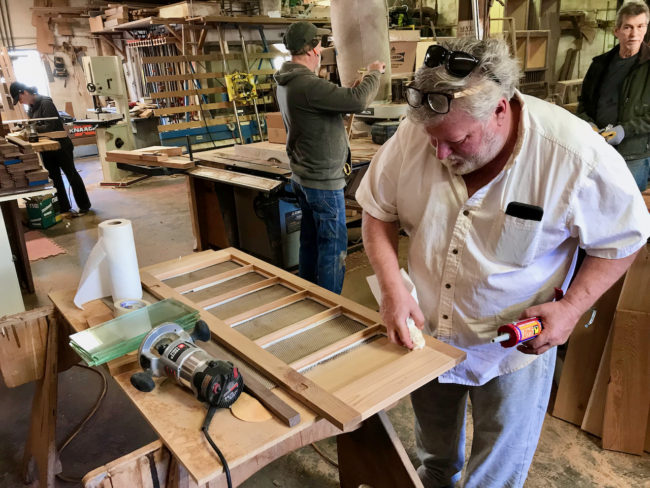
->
xmin=130 ymin=320 xmax=243 ymax=409
xmin=130 ymin=320 xmax=244 ymax=488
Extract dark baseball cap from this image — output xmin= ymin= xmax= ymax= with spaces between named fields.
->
xmin=283 ymin=21 xmax=330 ymax=52
xmin=10 ymin=82 xmax=28 ymax=105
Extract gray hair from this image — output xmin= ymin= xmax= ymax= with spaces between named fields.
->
xmin=615 ymin=1 xmax=649 ymax=28
xmin=407 ymin=38 xmax=520 ymax=125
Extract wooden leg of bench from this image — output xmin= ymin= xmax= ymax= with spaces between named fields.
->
xmin=337 ymin=410 xmax=423 ymax=488
xmin=22 ymin=313 xmax=59 ymax=488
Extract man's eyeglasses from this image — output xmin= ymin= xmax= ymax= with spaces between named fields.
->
xmin=423 ymin=45 xmax=480 ymax=77
xmin=404 ymin=85 xmax=481 ymax=114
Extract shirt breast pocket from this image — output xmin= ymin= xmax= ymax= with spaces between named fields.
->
xmin=491 ymin=212 xmax=542 ymax=267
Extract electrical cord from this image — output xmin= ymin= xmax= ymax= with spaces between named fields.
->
xmin=55 ymin=364 xmax=108 ymax=483
xmin=202 ymin=405 xmax=233 ymax=488
xmin=310 ymin=442 xmax=339 ymax=468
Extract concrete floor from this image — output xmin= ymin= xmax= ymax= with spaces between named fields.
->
xmin=1 ymin=156 xmax=648 ymax=488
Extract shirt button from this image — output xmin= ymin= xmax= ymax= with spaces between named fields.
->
xmin=442 ymin=314 xmax=449 ymax=319
xmin=452 ymin=248 xmax=458 ymax=254
xmin=445 ymin=283 xmax=451 ymax=289
xmin=463 ymin=210 xmax=470 ymax=216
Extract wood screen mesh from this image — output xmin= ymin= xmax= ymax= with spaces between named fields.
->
xmin=163 ymin=261 xmax=242 ymax=289
xmin=208 ymin=284 xmax=296 ymax=319
xmin=233 ymin=299 xmax=328 ymax=341
xmin=264 ymin=314 xmax=367 ymax=365
xmin=183 ymin=272 xmax=266 ymax=302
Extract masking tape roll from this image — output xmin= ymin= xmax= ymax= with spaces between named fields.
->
xmin=114 ymin=299 xmax=151 ymax=316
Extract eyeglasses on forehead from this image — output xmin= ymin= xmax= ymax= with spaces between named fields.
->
xmin=404 ymin=84 xmax=482 ymax=114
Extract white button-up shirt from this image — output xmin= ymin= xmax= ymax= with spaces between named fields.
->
xmin=356 ymin=92 xmax=650 ymax=386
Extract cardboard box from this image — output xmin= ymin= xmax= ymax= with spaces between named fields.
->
xmin=89 ymin=15 xmax=104 ymax=33
xmin=265 ymin=112 xmax=287 ymax=145
xmin=320 ymin=47 xmax=336 ymax=66
xmin=390 ymin=41 xmax=417 ymax=74
xmin=389 ymin=29 xmax=418 ymax=74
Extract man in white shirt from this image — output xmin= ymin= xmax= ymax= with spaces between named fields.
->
xmin=356 ymin=38 xmax=650 ymax=488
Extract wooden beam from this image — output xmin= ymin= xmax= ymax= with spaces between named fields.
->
xmin=154 ymin=101 xmax=232 ymax=116
xmin=146 ymin=69 xmax=274 ymax=83
xmin=142 ymin=53 xmax=238 ymax=64
xmin=97 ymin=34 xmax=125 ymax=58
xmin=149 ymin=86 xmax=227 ymax=98
xmin=157 ymin=114 xmax=255 ymax=133
xmin=153 ymin=96 xmax=272 ymax=116
xmin=243 ymin=374 xmax=301 ymax=427
xmin=146 ymin=72 xmax=226 ymax=83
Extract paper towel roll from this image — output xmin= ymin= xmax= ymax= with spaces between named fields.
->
xmin=74 ymin=219 xmax=143 ymax=309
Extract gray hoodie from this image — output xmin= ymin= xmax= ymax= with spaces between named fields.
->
xmin=274 ymin=62 xmax=380 ymax=190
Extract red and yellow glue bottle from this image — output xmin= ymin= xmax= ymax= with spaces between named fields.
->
xmin=491 ymin=317 xmax=543 ymax=348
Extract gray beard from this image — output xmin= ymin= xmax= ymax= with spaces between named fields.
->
xmin=442 ymin=131 xmax=505 ymax=176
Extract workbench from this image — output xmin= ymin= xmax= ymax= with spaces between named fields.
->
xmin=0 ymin=136 xmax=61 ymax=315
xmin=185 ymin=139 xmax=381 ymax=268
xmin=20 ymin=248 xmax=464 ymax=488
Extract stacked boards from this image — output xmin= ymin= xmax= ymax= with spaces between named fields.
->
xmin=106 ymin=145 xmax=194 ymax=169
xmin=0 ymin=137 xmax=48 ymax=192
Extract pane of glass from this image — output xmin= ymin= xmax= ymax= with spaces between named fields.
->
xmin=69 ymin=298 xmax=199 ymax=366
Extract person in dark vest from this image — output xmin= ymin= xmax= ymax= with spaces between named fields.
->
xmin=10 ymin=82 xmax=91 ymax=215
xmin=577 ymin=1 xmax=650 ymax=191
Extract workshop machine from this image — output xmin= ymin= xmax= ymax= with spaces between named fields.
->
xmin=130 ymin=320 xmax=243 ymax=408
xmin=130 ymin=320 xmax=243 ymax=487
xmin=81 ymin=56 xmax=136 ymax=184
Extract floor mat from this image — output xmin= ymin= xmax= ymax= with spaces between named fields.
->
xmin=24 ymin=230 xmax=66 ymax=261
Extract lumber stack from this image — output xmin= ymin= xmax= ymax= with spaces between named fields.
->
xmin=0 ymin=137 xmax=48 ymax=191
xmin=129 ymin=101 xmax=158 ymax=119
xmin=89 ymin=4 xmax=132 ymax=32
xmin=105 ymin=146 xmax=194 ymax=169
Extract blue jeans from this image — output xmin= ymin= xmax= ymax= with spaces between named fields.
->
xmin=627 ymin=157 xmax=649 ymax=192
xmin=411 ymin=348 xmax=556 ymax=488
xmin=291 ymin=180 xmax=347 ymax=294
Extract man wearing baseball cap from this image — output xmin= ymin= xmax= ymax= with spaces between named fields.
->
xmin=274 ymin=21 xmax=385 ymax=294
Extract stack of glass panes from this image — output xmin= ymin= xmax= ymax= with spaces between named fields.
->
xmin=69 ymin=298 xmax=201 ymax=366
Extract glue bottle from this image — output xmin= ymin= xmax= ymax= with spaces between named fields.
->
xmin=491 ymin=317 xmax=543 ymax=348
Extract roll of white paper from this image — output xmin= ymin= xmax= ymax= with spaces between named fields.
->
xmin=74 ymin=219 xmax=143 ymax=309
xmin=100 ymin=219 xmax=142 ymax=302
